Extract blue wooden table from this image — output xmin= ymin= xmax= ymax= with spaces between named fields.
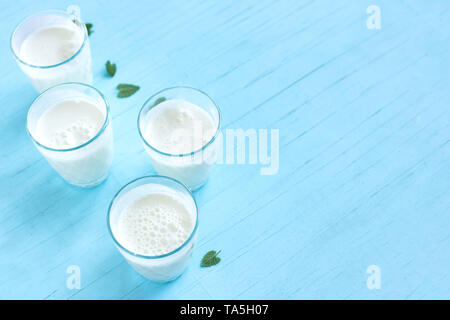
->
xmin=0 ymin=0 xmax=449 ymax=299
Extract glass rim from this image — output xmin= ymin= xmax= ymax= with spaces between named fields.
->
xmin=26 ymin=82 xmax=110 ymax=152
xmin=106 ymin=175 xmax=199 ymax=260
xmin=10 ymin=9 xmax=88 ymax=69
xmin=137 ymin=86 xmax=222 ymax=157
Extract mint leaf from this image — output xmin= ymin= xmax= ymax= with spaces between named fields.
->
xmin=201 ymin=250 xmax=221 ymax=267
xmin=85 ymin=23 xmax=93 ymax=36
xmin=106 ymin=60 xmax=116 ymax=77
xmin=153 ymin=97 xmax=166 ymax=106
xmin=117 ymin=84 xmax=140 ymax=98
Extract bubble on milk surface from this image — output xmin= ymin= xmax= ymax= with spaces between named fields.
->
xmin=50 ymin=118 xmax=96 ymax=148
xmin=145 ymin=99 xmax=216 ymax=154
xmin=117 ymin=193 xmax=193 ymax=256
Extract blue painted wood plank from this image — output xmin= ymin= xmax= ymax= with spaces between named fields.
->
xmin=0 ymin=0 xmax=449 ymax=299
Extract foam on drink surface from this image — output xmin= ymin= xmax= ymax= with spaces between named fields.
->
xmin=117 ymin=193 xmax=194 ymax=256
xmin=36 ymin=99 xmax=104 ymax=149
xmin=144 ymin=99 xmax=216 ymax=154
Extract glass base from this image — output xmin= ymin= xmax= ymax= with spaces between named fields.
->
xmin=189 ymin=177 xmax=209 ymax=192
xmin=66 ymin=171 xmax=110 ymax=188
xmin=133 ymin=265 xmax=187 ymax=283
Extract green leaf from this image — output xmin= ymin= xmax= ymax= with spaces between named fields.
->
xmin=85 ymin=23 xmax=93 ymax=36
xmin=153 ymin=97 xmax=166 ymax=106
xmin=106 ymin=60 xmax=116 ymax=77
xmin=201 ymin=250 xmax=221 ymax=267
xmin=116 ymin=84 xmax=140 ymax=98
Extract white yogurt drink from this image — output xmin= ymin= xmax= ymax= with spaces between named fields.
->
xmin=117 ymin=193 xmax=194 ymax=256
xmin=27 ymin=83 xmax=113 ymax=187
xmin=144 ymin=99 xmax=216 ymax=155
xmin=108 ymin=176 xmax=198 ymax=282
xmin=11 ymin=7 xmax=92 ymax=93
xmin=19 ymin=24 xmax=84 ymax=67
xmin=36 ymin=99 xmax=104 ymax=149
xmin=138 ymin=87 xmax=221 ymax=190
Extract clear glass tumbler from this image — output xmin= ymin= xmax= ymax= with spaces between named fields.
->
xmin=107 ymin=176 xmax=199 ymax=282
xmin=138 ymin=86 xmax=222 ymax=190
xmin=26 ymin=82 xmax=113 ymax=188
xmin=10 ymin=6 xmax=92 ymax=93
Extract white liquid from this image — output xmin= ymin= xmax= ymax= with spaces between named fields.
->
xmin=110 ymin=183 xmax=197 ymax=282
xmin=33 ymin=98 xmax=113 ymax=187
xmin=142 ymin=99 xmax=218 ymax=189
xmin=20 ymin=25 xmax=83 ymax=66
xmin=117 ymin=193 xmax=194 ymax=256
xmin=145 ymin=99 xmax=215 ymax=154
xmin=36 ymin=99 xmax=104 ymax=149
xmin=17 ymin=23 xmax=92 ymax=92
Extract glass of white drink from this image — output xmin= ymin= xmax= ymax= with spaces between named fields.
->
xmin=26 ymin=82 xmax=113 ymax=187
xmin=107 ymin=176 xmax=198 ymax=282
xmin=138 ymin=86 xmax=222 ymax=190
xmin=10 ymin=6 xmax=92 ymax=93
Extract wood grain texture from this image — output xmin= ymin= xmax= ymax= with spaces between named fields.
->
xmin=0 ymin=0 xmax=449 ymax=299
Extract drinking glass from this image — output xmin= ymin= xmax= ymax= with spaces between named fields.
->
xmin=11 ymin=6 xmax=92 ymax=93
xmin=138 ymin=86 xmax=221 ymax=190
xmin=107 ymin=175 xmax=199 ymax=282
xmin=26 ymin=82 xmax=113 ymax=187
